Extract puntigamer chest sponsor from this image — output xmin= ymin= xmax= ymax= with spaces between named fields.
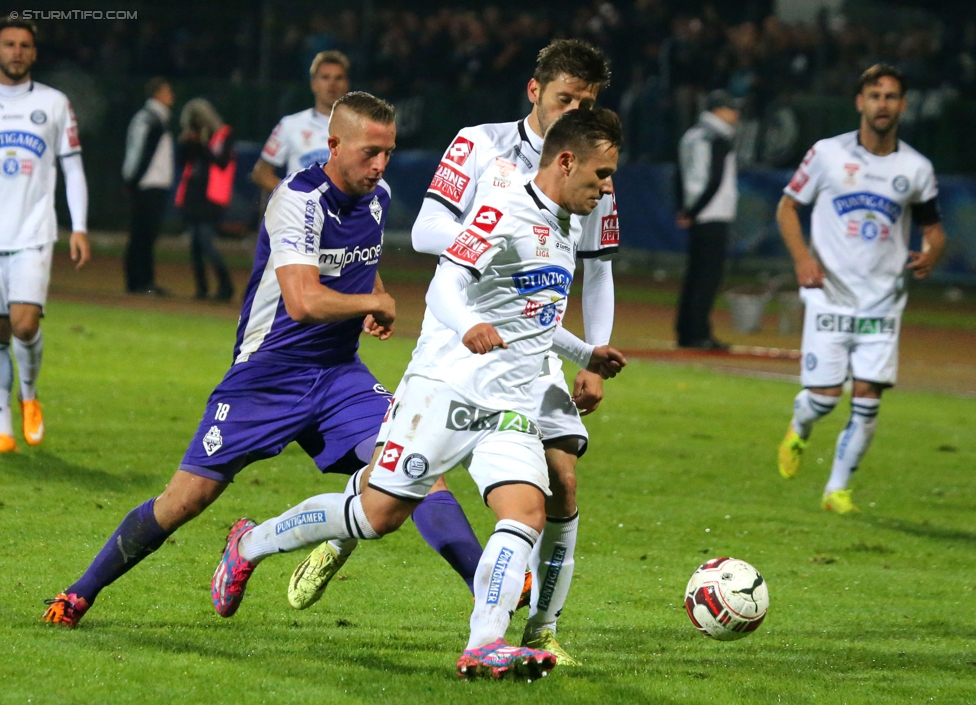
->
xmin=318 ymin=242 xmax=383 ymax=276
xmin=0 ymin=131 xmax=47 ymax=156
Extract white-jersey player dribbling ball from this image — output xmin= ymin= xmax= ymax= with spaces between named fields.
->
xmin=684 ymin=557 xmax=769 ymax=641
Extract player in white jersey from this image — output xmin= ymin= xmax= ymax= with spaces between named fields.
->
xmin=213 ymin=108 xmax=627 ymax=680
xmin=0 ymin=19 xmax=90 ymax=453
xmin=404 ymin=39 xmax=616 ymax=663
xmin=251 ymin=50 xmax=350 ymax=191
xmin=776 ymin=64 xmax=946 ymax=514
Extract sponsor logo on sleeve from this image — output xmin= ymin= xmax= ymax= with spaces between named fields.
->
xmin=203 ymin=426 xmax=223 ymax=456
xmin=303 ymin=199 xmax=318 ymax=253
xmin=802 ymin=147 xmax=816 ymax=166
xmin=788 ymin=168 xmax=809 ymax=193
xmin=472 ymin=206 xmax=503 ymax=233
xmin=445 ymin=135 xmax=474 ymax=166
xmin=601 ymin=214 xmax=620 ymax=246
xmin=275 ymin=511 xmax=326 ymax=535
xmin=429 ymin=162 xmax=470 ymax=204
xmin=378 ymin=441 xmax=404 ymax=471
xmin=263 ymin=134 xmax=281 ymax=157
xmin=446 ymin=229 xmax=491 ymax=265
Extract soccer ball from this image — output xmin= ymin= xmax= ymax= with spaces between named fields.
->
xmin=684 ymin=557 xmax=769 ymax=641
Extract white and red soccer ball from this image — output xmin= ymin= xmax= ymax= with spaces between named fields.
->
xmin=684 ymin=557 xmax=769 ymax=641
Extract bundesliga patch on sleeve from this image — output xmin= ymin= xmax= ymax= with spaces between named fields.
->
xmin=444 ymin=135 xmax=474 ymax=166
xmin=471 ymin=205 xmax=503 ymax=233
xmin=446 ymin=229 xmax=492 ymax=265
xmin=429 ymin=161 xmax=470 ymax=205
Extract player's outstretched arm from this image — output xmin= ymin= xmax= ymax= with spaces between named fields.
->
xmin=411 ymin=197 xmax=465 ymax=255
xmin=776 ymin=195 xmax=823 ymax=288
xmin=907 ymin=222 xmax=946 ymax=280
xmin=277 ymin=264 xmax=395 ymax=325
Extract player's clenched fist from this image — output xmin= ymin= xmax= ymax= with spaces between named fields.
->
xmin=586 ymin=345 xmax=627 ymax=379
xmin=462 ymin=322 xmax=508 ymax=355
xmin=371 ymin=292 xmax=396 ymax=325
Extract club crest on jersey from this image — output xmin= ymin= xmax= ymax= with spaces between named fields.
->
xmin=832 ymin=192 xmax=902 ymax=222
xmin=30 ymin=110 xmax=46 ymax=124
xmin=445 ymin=136 xmax=474 ymax=166
xmin=0 ymin=131 xmax=46 ymax=156
xmin=2 ymin=155 xmax=19 ymax=177
xmin=892 ymin=175 xmax=910 ymax=193
xmin=472 ymin=206 xmax=503 ymax=233
xmin=511 ymin=265 xmax=572 ymax=297
xmin=402 ymin=453 xmax=430 ymax=480
xmin=369 ymin=195 xmax=383 ymax=224
xmin=203 ymin=426 xmax=223 ymax=456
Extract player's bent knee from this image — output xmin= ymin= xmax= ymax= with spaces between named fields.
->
xmin=360 ymin=488 xmax=418 ymax=537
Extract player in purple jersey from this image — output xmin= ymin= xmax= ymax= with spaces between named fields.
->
xmin=42 ymin=92 xmax=401 ymax=628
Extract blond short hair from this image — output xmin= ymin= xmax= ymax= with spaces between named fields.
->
xmin=310 ymin=50 xmax=350 ymax=78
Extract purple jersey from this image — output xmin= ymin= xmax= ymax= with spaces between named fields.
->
xmin=233 ymin=165 xmax=390 ymax=366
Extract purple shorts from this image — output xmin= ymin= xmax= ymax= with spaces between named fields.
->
xmin=179 ymin=359 xmax=391 ymax=483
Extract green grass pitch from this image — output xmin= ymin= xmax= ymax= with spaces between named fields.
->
xmin=0 ymin=301 xmax=973 ymax=704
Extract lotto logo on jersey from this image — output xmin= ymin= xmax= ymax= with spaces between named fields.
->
xmin=378 ymin=441 xmax=404 ymax=471
xmin=472 ymin=206 xmax=503 ymax=233
xmin=444 ymin=136 xmax=474 ymax=166
xmin=788 ymin=168 xmax=809 ymax=193
xmin=446 ymin=229 xmax=491 ymax=265
xmin=601 ymin=215 xmax=620 ymax=246
xmin=429 ymin=162 xmax=470 ymax=204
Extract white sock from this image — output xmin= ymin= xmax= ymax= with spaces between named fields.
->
xmin=12 ymin=329 xmax=42 ymax=401
xmin=239 ymin=491 xmax=376 ymax=562
xmin=825 ymin=398 xmax=880 ymax=493
xmin=791 ymin=389 xmax=840 ymax=440
xmin=525 ymin=510 xmax=578 ymax=638
xmin=328 ymin=468 xmax=366 ymax=557
xmin=0 ymin=344 xmax=12 ymax=435
xmin=467 ymin=519 xmax=539 ymax=649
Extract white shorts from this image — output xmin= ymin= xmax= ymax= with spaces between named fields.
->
xmin=800 ymin=298 xmax=900 ymax=388
xmin=368 ymin=375 xmax=549 ymax=503
xmin=0 ymin=244 xmax=54 ymax=315
xmin=533 ymin=354 xmax=588 ymax=455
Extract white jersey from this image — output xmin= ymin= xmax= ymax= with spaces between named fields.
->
xmin=260 ymin=108 xmax=332 ymax=175
xmin=427 ymin=118 xmax=619 ymax=259
xmin=407 ymin=181 xmax=581 ymax=416
xmin=0 ymin=81 xmax=81 ymax=251
xmin=785 ymin=131 xmax=938 ymax=315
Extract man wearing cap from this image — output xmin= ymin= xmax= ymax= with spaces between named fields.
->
xmin=674 ymin=90 xmax=741 ymax=350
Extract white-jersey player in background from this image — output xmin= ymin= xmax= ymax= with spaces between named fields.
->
xmin=214 ymin=108 xmax=627 ymax=680
xmin=776 ymin=63 xmax=946 ymax=514
xmin=300 ymin=38 xmax=618 ymax=663
xmin=0 ymin=18 xmax=90 ymax=453
xmin=251 ymin=50 xmax=350 ymax=192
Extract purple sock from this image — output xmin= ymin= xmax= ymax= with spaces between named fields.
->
xmin=67 ymin=498 xmax=172 ymax=603
xmin=412 ymin=490 xmax=482 ymax=594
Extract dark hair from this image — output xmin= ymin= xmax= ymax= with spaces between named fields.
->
xmin=0 ymin=17 xmax=38 ymax=40
xmin=534 ymin=39 xmax=611 ymax=90
xmin=145 ymin=77 xmax=170 ymax=99
xmin=332 ymin=91 xmax=395 ymax=124
xmin=539 ymin=107 xmax=622 ymax=167
xmin=857 ymin=63 xmax=906 ymax=96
